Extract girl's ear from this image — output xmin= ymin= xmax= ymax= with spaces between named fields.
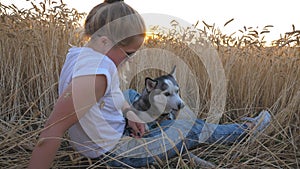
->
xmin=100 ymin=36 xmax=114 ymax=49
xmin=88 ymin=35 xmax=114 ymax=54
xmin=145 ymin=77 xmax=158 ymax=92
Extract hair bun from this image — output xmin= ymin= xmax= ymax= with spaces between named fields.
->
xmin=105 ymin=0 xmax=124 ymax=3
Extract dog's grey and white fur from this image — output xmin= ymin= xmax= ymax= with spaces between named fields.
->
xmin=127 ymin=67 xmax=217 ymax=167
xmin=131 ymin=66 xmax=185 ymax=125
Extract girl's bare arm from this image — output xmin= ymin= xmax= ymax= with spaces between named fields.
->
xmin=28 ymin=75 xmax=107 ymax=169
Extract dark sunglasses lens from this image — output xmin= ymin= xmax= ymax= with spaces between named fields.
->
xmin=126 ymin=52 xmax=135 ymax=58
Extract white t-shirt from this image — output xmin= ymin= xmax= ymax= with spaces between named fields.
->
xmin=58 ymin=47 xmax=126 ymax=158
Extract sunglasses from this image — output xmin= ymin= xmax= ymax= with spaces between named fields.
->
xmin=119 ymin=47 xmax=136 ymax=59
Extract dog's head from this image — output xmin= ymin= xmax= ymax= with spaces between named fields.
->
xmin=142 ymin=66 xmax=185 ymax=113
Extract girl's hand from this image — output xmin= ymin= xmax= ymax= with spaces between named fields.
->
xmin=126 ymin=111 xmax=145 ymax=138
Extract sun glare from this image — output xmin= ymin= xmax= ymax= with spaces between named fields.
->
xmin=145 ymin=31 xmax=155 ymax=41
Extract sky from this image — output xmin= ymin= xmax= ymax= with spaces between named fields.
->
xmin=2 ymin=0 xmax=300 ymax=44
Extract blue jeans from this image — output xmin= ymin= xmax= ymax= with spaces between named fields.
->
xmin=102 ymin=89 xmax=248 ymax=167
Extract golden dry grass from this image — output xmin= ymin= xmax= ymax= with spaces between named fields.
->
xmin=0 ymin=0 xmax=299 ymax=168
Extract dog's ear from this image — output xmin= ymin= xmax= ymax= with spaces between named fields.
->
xmin=145 ymin=78 xmax=158 ymax=92
xmin=169 ymin=66 xmax=176 ymax=79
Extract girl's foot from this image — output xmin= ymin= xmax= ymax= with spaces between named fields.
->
xmin=242 ymin=110 xmax=271 ymax=135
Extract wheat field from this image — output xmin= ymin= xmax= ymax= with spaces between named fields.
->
xmin=0 ymin=1 xmax=299 ymax=168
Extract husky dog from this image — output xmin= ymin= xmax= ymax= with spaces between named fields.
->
xmin=131 ymin=66 xmax=185 ymax=127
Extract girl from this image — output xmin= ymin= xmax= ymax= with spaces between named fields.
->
xmin=29 ymin=0 xmax=271 ymax=168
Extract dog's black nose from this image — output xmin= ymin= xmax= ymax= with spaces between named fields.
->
xmin=178 ymin=102 xmax=185 ymax=109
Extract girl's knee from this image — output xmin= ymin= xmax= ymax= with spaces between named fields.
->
xmin=123 ymin=89 xmax=140 ymax=104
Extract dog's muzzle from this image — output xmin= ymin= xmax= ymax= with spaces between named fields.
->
xmin=177 ymin=102 xmax=185 ymax=110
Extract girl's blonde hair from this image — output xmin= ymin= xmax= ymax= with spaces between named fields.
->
xmin=84 ymin=0 xmax=146 ymax=46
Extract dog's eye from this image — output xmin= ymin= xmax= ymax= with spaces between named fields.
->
xmin=176 ymin=90 xmax=179 ymax=93
xmin=164 ymin=92 xmax=171 ymax=96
